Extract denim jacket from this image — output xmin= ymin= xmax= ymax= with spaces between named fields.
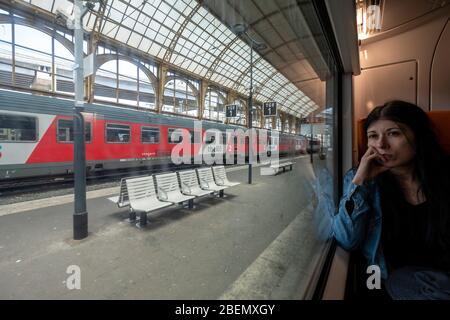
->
xmin=332 ymin=168 xmax=389 ymax=279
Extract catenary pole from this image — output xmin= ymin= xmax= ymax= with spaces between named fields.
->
xmin=73 ymin=0 xmax=88 ymax=240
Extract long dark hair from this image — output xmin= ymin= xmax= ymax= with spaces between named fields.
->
xmin=364 ymin=100 xmax=450 ymax=252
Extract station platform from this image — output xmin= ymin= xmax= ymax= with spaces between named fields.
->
xmin=0 ymin=155 xmax=329 ymax=299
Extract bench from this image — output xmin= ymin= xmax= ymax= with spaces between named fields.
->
xmin=108 ymin=167 xmax=237 ymax=226
xmin=126 ymin=175 xmax=173 ymax=226
xmin=260 ymin=161 xmax=294 ymax=176
xmin=196 ymin=167 xmax=228 ymax=197
xmin=107 ymin=178 xmax=130 ymax=208
xmin=178 ymin=169 xmax=215 ymax=200
xmin=154 ymin=172 xmax=196 ymax=209
xmin=274 ymin=161 xmax=294 ymax=172
xmin=212 ymin=166 xmax=241 ymax=187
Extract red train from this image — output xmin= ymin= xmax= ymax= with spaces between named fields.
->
xmin=0 ymin=90 xmax=309 ymax=180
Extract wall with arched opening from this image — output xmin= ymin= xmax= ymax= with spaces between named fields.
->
xmin=162 ymin=73 xmax=199 ymax=116
xmin=203 ymin=87 xmax=226 ymax=122
xmin=94 ymin=56 xmax=156 ymax=108
xmin=0 ymin=20 xmax=75 ymax=94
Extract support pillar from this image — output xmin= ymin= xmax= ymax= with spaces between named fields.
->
xmin=198 ymin=80 xmax=209 ymax=120
xmin=157 ymin=65 xmax=168 ymax=113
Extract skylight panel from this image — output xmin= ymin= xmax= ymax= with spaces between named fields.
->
xmin=31 ymin=0 xmax=53 ymax=11
xmin=14 ymin=0 xmax=317 ymax=118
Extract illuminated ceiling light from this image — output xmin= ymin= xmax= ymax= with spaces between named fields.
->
xmin=356 ymin=0 xmax=384 ymax=40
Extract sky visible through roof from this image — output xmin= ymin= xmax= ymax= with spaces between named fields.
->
xmin=13 ymin=0 xmax=320 ymax=118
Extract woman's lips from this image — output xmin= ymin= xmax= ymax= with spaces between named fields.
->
xmin=379 ymin=154 xmax=392 ymax=162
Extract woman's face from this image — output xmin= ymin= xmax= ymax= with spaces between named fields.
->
xmin=367 ymin=119 xmax=416 ymax=168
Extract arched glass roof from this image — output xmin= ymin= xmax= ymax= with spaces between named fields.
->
xmin=18 ymin=0 xmax=320 ymax=117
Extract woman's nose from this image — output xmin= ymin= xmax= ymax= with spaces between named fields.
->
xmin=376 ymin=135 xmax=388 ymax=149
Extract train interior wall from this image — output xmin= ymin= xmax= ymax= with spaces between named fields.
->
xmin=352 ymin=4 xmax=450 ymax=163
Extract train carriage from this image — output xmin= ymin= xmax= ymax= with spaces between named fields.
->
xmin=0 ymin=90 xmax=308 ymax=180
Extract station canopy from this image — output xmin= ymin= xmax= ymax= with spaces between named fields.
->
xmin=18 ymin=0 xmax=323 ymax=118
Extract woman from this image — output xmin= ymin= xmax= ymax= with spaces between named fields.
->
xmin=333 ymin=100 xmax=450 ymax=300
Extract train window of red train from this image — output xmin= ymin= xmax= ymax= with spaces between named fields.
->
xmin=189 ymin=130 xmax=195 ymax=144
xmin=0 ymin=114 xmax=37 ymax=142
xmin=192 ymin=130 xmax=202 ymax=144
xmin=106 ymin=123 xmax=131 ymax=143
xmin=57 ymin=119 xmax=91 ymax=143
xmin=205 ymin=132 xmax=215 ymax=144
xmin=141 ymin=126 xmax=160 ymax=144
xmin=168 ymin=128 xmax=183 ymax=144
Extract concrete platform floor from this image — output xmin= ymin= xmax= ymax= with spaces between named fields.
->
xmin=0 ymin=156 xmax=330 ymax=299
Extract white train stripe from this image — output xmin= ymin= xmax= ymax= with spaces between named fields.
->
xmin=0 ymin=111 xmax=55 ymax=166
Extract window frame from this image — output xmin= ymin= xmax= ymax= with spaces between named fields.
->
xmin=186 ymin=130 xmax=195 ymax=144
xmin=141 ymin=125 xmax=160 ymax=144
xmin=204 ymin=131 xmax=221 ymax=144
xmin=0 ymin=113 xmax=38 ymax=143
xmin=167 ymin=127 xmax=186 ymax=144
xmin=56 ymin=118 xmax=92 ymax=144
xmin=105 ymin=122 xmax=131 ymax=144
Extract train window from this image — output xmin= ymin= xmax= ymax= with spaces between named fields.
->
xmin=189 ymin=131 xmax=198 ymax=143
xmin=57 ymin=119 xmax=91 ymax=143
xmin=0 ymin=0 xmax=348 ymax=301
xmin=141 ymin=126 xmax=160 ymax=144
xmin=168 ymin=128 xmax=183 ymax=144
xmin=0 ymin=114 xmax=37 ymax=142
xmin=204 ymin=131 xmax=225 ymax=144
xmin=192 ymin=130 xmax=202 ymax=144
xmin=231 ymin=135 xmax=245 ymax=145
xmin=106 ymin=123 xmax=131 ymax=143
xmin=205 ymin=133 xmax=215 ymax=144
xmin=189 ymin=130 xmax=195 ymax=144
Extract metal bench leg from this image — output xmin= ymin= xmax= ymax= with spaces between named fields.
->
xmin=139 ymin=212 xmax=147 ymax=227
xmin=183 ymin=199 xmax=196 ymax=209
xmin=128 ymin=209 xmax=136 ymax=223
xmin=290 ymin=165 xmax=292 ymax=171
xmin=283 ymin=167 xmax=286 ymax=172
xmin=219 ymin=190 xmax=224 ymax=198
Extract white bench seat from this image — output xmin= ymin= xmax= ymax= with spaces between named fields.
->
xmin=271 ymin=161 xmax=293 ymax=169
xmin=261 ymin=161 xmax=295 ymax=176
xmin=212 ymin=166 xmax=240 ymax=187
xmin=126 ymin=175 xmax=173 ymax=226
xmin=129 ymin=198 xmax=174 ymax=213
xmin=107 ymin=178 xmax=130 ymax=208
xmin=178 ymin=170 xmax=215 ymax=197
xmin=154 ymin=172 xmax=196 ymax=205
xmin=197 ymin=167 xmax=228 ymax=196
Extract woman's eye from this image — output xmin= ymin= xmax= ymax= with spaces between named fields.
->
xmin=368 ymin=135 xmax=376 ymax=139
xmin=388 ymin=131 xmax=400 ymax=136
